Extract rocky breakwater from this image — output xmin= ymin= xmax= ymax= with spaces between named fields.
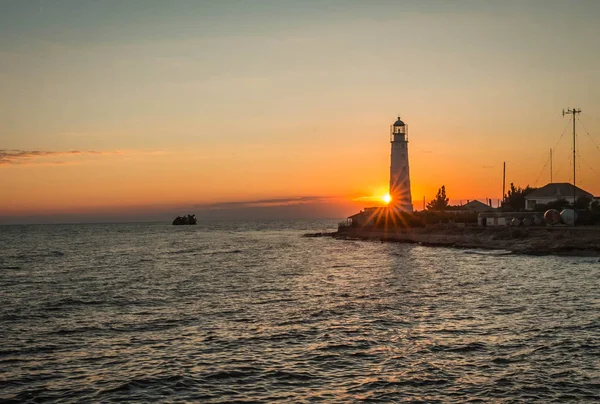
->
xmin=306 ymin=225 xmax=600 ymax=257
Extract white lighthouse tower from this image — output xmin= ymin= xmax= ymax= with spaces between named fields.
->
xmin=389 ymin=116 xmax=413 ymax=212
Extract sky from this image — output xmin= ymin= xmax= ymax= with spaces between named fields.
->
xmin=2 ymin=0 xmax=600 ymax=223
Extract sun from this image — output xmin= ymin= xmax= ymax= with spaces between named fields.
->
xmin=382 ymin=194 xmax=392 ymax=204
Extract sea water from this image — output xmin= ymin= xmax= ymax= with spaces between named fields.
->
xmin=1 ymin=220 xmax=599 ymax=402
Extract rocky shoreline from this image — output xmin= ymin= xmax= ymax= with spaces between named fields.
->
xmin=305 ymin=226 xmax=600 ymax=257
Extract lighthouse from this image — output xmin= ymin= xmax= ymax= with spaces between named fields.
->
xmin=389 ymin=116 xmax=413 ymax=212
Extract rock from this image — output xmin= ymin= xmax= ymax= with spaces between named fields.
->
xmin=173 ymin=214 xmax=197 ymax=225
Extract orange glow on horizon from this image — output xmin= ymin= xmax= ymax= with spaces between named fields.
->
xmin=2 ymin=121 xmax=600 ymax=218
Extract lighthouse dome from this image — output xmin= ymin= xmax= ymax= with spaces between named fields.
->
xmin=393 ymin=117 xmax=405 ymax=127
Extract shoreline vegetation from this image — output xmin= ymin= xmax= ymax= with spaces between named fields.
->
xmin=305 ymin=226 xmax=600 ymax=257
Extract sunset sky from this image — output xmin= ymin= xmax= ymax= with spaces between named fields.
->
xmin=2 ymin=0 xmax=600 ymax=222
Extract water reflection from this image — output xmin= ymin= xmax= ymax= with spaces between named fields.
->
xmin=1 ymin=222 xmax=598 ymax=402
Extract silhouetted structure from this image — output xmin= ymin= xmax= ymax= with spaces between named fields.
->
xmin=456 ymin=200 xmax=496 ymax=213
xmin=172 ymin=214 xmax=197 ymax=225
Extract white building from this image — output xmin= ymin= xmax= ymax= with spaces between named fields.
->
xmin=524 ymin=182 xmax=594 ymax=210
xmin=389 ymin=117 xmax=413 ymax=212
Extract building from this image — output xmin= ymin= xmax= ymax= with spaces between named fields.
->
xmin=456 ymin=200 xmax=495 ymax=213
xmin=342 ymin=206 xmax=421 ymax=229
xmin=524 ymin=182 xmax=594 ymax=210
xmin=344 ymin=207 xmax=386 ymax=228
xmin=389 ymin=117 xmax=413 ymax=212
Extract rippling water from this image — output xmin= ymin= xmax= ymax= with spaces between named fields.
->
xmin=1 ymin=220 xmax=599 ymax=402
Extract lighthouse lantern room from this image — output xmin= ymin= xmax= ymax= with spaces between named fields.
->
xmin=389 ymin=116 xmax=413 ymax=212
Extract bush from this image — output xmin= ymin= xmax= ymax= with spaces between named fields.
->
xmin=414 ymin=211 xmax=478 ymax=225
xmin=576 ymin=210 xmax=600 ymax=225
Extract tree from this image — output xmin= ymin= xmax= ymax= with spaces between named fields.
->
xmin=427 ymin=185 xmax=449 ymax=211
xmin=544 ymin=199 xmax=570 ymax=212
xmin=574 ymin=195 xmax=592 ymax=210
xmin=502 ymin=183 xmax=537 ymax=211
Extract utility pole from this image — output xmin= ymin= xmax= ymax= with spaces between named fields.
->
xmin=502 ymin=162 xmax=506 ymax=206
xmin=550 ymin=148 xmax=553 ymax=183
xmin=562 ymin=108 xmax=582 ymax=207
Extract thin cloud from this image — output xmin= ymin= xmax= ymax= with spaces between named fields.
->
xmin=192 ymin=196 xmax=335 ymax=210
xmin=0 ymin=149 xmax=126 ymax=165
xmin=353 ymin=196 xmax=384 ymax=202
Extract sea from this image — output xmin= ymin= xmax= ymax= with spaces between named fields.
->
xmin=1 ymin=220 xmax=599 ymax=403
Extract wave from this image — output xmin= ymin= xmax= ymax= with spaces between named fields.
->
xmin=165 ymin=248 xmax=198 ymax=255
xmin=203 ymin=249 xmax=244 ymax=255
xmin=52 ymin=326 xmax=106 ymax=336
xmin=0 ymin=344 xmax=60 ymax=357
xmin=264 ymin=369 xmax=317 ymax=381
xmin=47 ymin=297 xmax=106 ymax=308
xmin=203 ymin=367 xmax=261 ymax=380
xmin=101 ymin=374 xmax=197 ymax=394
xmin=430 ymin=342 xmax=488 ymax=353
xmin=165 ymin=248 xmax=244 ymax=255
xmin=9 ymin=250 xmax=65 ymax=261
xmin=492 ymin=356 xmax=518 ymax=364
xmin=107 ymin=317 xmax=193 ymax=333
xmin=349 ymin=377 xmax=450 ymax=392
xmin=463 ymin=249 xmax=513 ymax=256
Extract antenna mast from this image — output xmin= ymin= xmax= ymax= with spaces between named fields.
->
xmin=562 ymin=108 xmax=582 ymax=207
xmin=550 ymin=148 xmax=553 ymax=183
